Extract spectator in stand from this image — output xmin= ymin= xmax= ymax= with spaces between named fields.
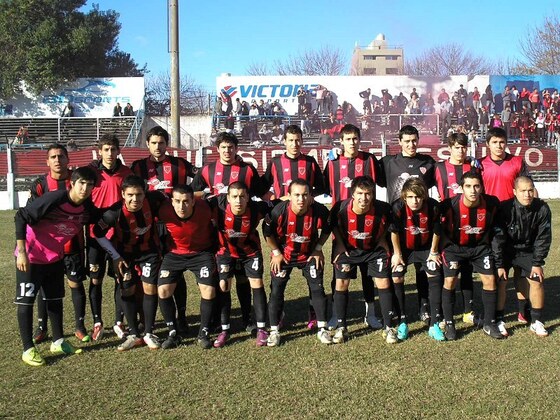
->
xmin=257 ymin=100 xmax=265 ymax=116
xmin=297 ymin=86 xmax=306 ymax=116
xmin=62 ymin=101 xmax=75 ymax=118
xmin=479 ymin=107 xmax=489 ymax=139
xmin=511 ymin=85 xmax=519 ymax=112
xmin=440 ymin=98 xmax=452 ymax=138
xmin=501 ymin=105 xmax=512 ymax=139
xmin=223 ymin=91 xmax=233 ymax=116
xmin=240 ymin=101 xmax=250 ymax=116
xmin=491 ymin=113 xmax=503 ymax=128
xmin=457 ymin=84 xmax=468 ymax=108
xmin=534 ymin=111 xmax=545 ymax=144
xmin=335 ymin=104 xmax=344 ymax=124
xmin=501 ymin=86 xmax=511 ymax=112
xmin=123 ymin=103 xmax=134 ymax=117
xmin=472 ymin=87 xmax=481 ymax=110
xmin=466 ymin=106 xmax=479 ymax=132
xmin=381 ymin=89 xmax=393 ymax=110
xmin=545 ymin=110 xmax=556 ymax=147
xmin=529 ymin=88 xmax=540 ymax=112
xmin=510 ymin=112 xmax=520 ymax=142
xmin=14 ymin=126 xmax=29 ymax=145
xmin=424 ymin=93 xmax=435 ymax=114
xmin=325 ymin=90 xmax=333 ymax=114
xmin=542 ymin=90 xmax=552 ymax=113
xmin=234 ymin=98 xmax=242 ymax=116
xmin=520 ymin=87 xmax=531 ymax=110
xmin=224 ymin=112 xmax=235 ymax=133
xmin=316 ymin=85 xmax=327 ymax=114
xmin=359 ymin=88 xmax=372 ymax=114
xmin=113 ymin=102 xmax=122 ymax=117
xmin=410 ymin=87 xmax=419 ymax=101
xmin=438 ymin=88 xmax=450 ymax=104
xmin=485 ymin=85 xmax=494 ymax=114
xmin=249 ymin=103 xmax=259 ymax=119
xmin=258 ymin=123 xmax=272 ymax=145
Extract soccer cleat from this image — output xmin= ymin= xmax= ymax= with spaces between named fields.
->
xmin=462 ymin=311 xmax=479 ymax=325
xmin=530 ymin=320 xmax=549 ymax=337
xmin=244 ymin=322 xmax=257 ymax=335
xmin=91 ymin=322 xmax=104 ymax=341
xmin=517 ymin=312 xmax=530 ymax=324
xmin=428 ymin=324 xmax=446 ymax=341
xmin=307 ymin=310 xmax=317 ymax=330
xmin=22 ymin=347 xmax=45 ymax=367
xmin=213 ymin=331 xmax=229 ymax=348
xmin=256 ymin=329 xmax=269 ymax=347
xmin=497 ymin=321 xmax=509 ymax=337
xmin=397 ymin=322 xmax=409 ymax=340
xmin=161 ymin=331 xmax=182 ymax=349
xmin=267 ymin=330 xmax=281 ymax=347
xmin=383 ymin=327 xmax=398 ymax=344
xmin=419 ymin=311 xmax=431 ymax=326
xmin=332 ymin=327 xmax=348 ymax=344
xmin=33 ymin=327 xmax=48 ymax=345
xmin=74 ymin=329 xmax=91 ymax=343
xmin=50 ymin=340 xmax=83 ymax=356
xmin=113 ymin=322 xmax=128 ymax=339
xmin=444 ymin=322 xmax=457 ymax=341
xmin=317 ymin=328 xmax=333 ymax=344
xmin=327 ymin=312 xmax=338 ymax=331
xmin=483 ymin=323 xmax=505 ymax=339
xmin=117 ymin=335 xmax=144 ymax=351
xmin=143 ymin=333 xmax=161 ymax=350
xmin=197 ymin=331 xmax=212 ymax=350
xmin=365 ymin=314 xmax=383 ymax=330
xmin=177 ymin=317 xmax=189 ymax=335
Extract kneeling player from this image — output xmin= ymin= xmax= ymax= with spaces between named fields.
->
xmin=330 ymin=176 xmax=396 ymax=344
xmin=390 ymin=178 xmax=444 ymax=341
xmin=263 ymin=179 xmax=332 ymax=346
xmin=440 ymin=171 xmax=503 ymax=340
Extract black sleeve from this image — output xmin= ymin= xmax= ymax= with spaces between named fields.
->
xmin=328 ymin=201 xmax=342 ymax=230
xmin=377 ymin=156 xmax=388 ymax=188
xmin=27 ymin=177 xmax=44 ymax=205
xmin=248 ymin=165 xmax=265 ymax=198
xmin=260 ymin=162 xmax=274 ymax=194
xmin=491 ymin=203 xmax=509 ymax=269
xmin=388 ymin=201 xmax=403 ymax=233
xmin=532 ymin=202 xmax=552 ymax=266
xmin=92 ymin=203 xmax=121 ymax=238
xmin=15 ymin=190 xmax=64 ymax=240
xmin=311 ymin=160 xmax=326 ymax=196
xmin=262 ymin=202 xmax=284 ymax=238
xmin=317 ymin=203 xmax=332 ymax=236
xmin=191 ymin=171 xmax=208 ymax=192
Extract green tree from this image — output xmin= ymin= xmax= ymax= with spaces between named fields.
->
xmin=0 ymin=0 xmax=144 ymax=97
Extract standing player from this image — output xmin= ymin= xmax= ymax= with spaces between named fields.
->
xmin=261 ymin=124 xmax=326 ymax=329
xmin=29 ymin=144 xmax=91 ymax=344
xmin=192 ymin=131 xmax=262 ymax=333
xmin=93 ymin=175 xmax=164 ymax=351
xmin=212 ymin=182 xmax=272 ymax=347
xmin=480 ymin=127 xmax=532 ymax=335
xmin=494 ymin=177 xmax=552 ymax=337
xmin=390 ymin=178 xmax=445 ymax=341
xmin=439 ymin=171 xmax=503 ymax=340
xmin=323 ymin=124 xmax=382 ymax=329
xmin=330 ymin=176 xmax=397 ymax=344
xmin=156 ymin=184 xmax=219 ymax=349
xmin=378 ymin=125 xmax=436 ymax=323
xmin=131 ymin=125 xmax=199 ymax=335
xmin=87 ymin=134 xmax=133 ymax=341
xmin=263 ymin=179 xmax=332 ymax=346
xmin=434 ymin=132 xmax=480 ymax=326
xmin=15 ymin=167 xmax=98 ymax=366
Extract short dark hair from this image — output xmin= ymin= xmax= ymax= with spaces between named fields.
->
xmin=215 ymin=132 xmax=238 ymax=147
xmin=340 ymin=124 xmax=361 ymax=140
xmin=350 ymin=176 xmax=376 ymax=196
xmin=46 ymin=143 xmax=68 ymax=157
xmin=447 ymin=132 xmax=468 ymax=147
xmin=146 ymin=125 xmax=169 ymax=144
xmin=98 ymin=133 xmax=120 ymax=150
xmin=460 ymin=170 xmax=483 ymax=187
xmin=398 ymin=125 xmax=419 ymax=140
xmin=228 ymin=181 xmax=248 ymax=194
xmin=288 ymin=178 xmax=309 ymax=194
xmin=121 ymin=174 xmax=146 ymax=192
xmin=284 ymin=124 xmax=303 ymax=140
xmin=514 ymin=176 xmax=534 ymax=189
xmin=400 ymin=178 xmax=428 ymax=201
xmin=172 ymin=184 xmax=194 ymax=197
xmin=486 ymin=127 xmax=507 ymax=143
xmin=71 ymin=166 xmax=97 ymax=184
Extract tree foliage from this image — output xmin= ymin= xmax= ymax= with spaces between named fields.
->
xmin=247 ymin=45 xmax=347 ymax=76
xmin=518 ymin=14 xmax=560 ymax=74
xmin=145 ymin=73 xmax=209 ymax=116
xmin=0 ymin=0 xmax=145 ymax=97
xmin=405 ymin=43 xmax=495 ymax=76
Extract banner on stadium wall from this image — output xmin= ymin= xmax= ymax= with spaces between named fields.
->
xmin=2 ymin=77 xmax=144 ymax=118
xmin=216 ymin=75 xmax=490 ymax=116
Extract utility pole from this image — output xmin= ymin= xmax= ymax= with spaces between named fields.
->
xmin=169 ymin=0 xmax=180 ymax=148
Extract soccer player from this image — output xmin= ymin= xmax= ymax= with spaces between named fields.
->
xmin=330 ymin=176 xmax=397 ymax=344
xmin=131 ymin=125 xmax=199 ymax=335
xmin=493 ymin=176 xmax=552 ymax=337
xmin=479 ymin=127 xmax=533 ymax=335
xmin=434 ymin=132 xmax=480 ymax=326
xmin=93 ymin=175 xmax=165 ymax=351
xmin=87 ymin=134 xmax=133 ymax=341
xmin=29 ymin=144 xmax=91 ymax=344
xmin=261 ymin=124 xmax=326 ymax=329
xmin=378 ymin=125 xmax=436 ymax=324
xmin=323 ymin=124 xmax=382 ymax=329
xmin=212 ymin=181 xmax=273 ymax=347
xmin=156 ymin=184 xmax=219 ymax=349
xmin=263 ymin=179 xmax=332 ymax=346
xmin=390 ymin=178 xmax=445 ymax=341
xmin=15 ymin=166 xmax=98 ymax=366
xmin=192 ymin=131 xmax=262 ymax=333
xmin=439 ymin=171 xmax=503 ymax=340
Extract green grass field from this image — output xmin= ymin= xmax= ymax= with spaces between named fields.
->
xmin=1 ymin=203 xmax=559 ymax=419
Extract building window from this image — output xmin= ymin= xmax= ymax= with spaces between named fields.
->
xmin=385 ymin=55 xmax=399 ymax=60
xmin=386 ymin=68 xmax=399 ymax=75
xmin=363 ymin=55 xmax=377 ymax=60
xmin=363 ymin=68 xmax=376 ymax=75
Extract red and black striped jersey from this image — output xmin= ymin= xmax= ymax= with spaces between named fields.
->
xmin=440 ymin=194 xmax=499 ymax=247
xmin=390 ymin=198 xmax=440 ymax=251
xmin=157 ymin=198 xmax=218 ymax=255
xmin=323 ymin=151 xmax=379 ymax=203
xmin=434 ymin=161 xmax=477 ymax=200
xmin=131 ymin=155 xmax=197 ymax=194
xmin=213 ymin=194 xmax=272 ymax=258
xmin=480 ymin=153 xmax=529 ymax=202
xmin=93 ymin=192 xmax=164 ymax=257
xmin=330 ymin=198 xmax=391 ymax=252
xmin=192 ymin=160 xmax=262 ymax=197
xmin=263 ymin=200 xmax=330 ymax=264
xmin=262 ymin=153 xmax=325 ymax=198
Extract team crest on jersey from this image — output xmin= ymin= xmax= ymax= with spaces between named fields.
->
xmin=164 ymin=165 xmax=171 ymax=174
xmin=231 ymin=171 xmax=239 ymax=180
xmin=365 ymin=219 xmax=373 ymax=227
xmin=355 ymin=164 xmax=363 ymax=173
xmin=420 ymin=167 xmax=427 ymax=174
xmin=420 ymin=217 xmax=428 ymax=224
xmin=304 ymin=221 xmax=312 ymax=230
xmin=242 ymin=220 xmax=250 ymax=228
xmin=298 ymin=167 xmax=305 ymax=175
xmin=477 ymin=214 xmax=485 ymax=221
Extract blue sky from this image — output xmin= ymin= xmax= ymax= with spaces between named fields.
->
xmin=84 ymin=1 xmax=558 ymax=93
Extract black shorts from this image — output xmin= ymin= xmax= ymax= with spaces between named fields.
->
xmin=442 ymin=244 xmax=494 ymax=277
xmin=391 ymin=249 xmax=441 ymax=278
xmin=503 ymin=251 xmax=535 ymax=279
xmin=14 ymin=260 xmax=65 ymax=306
xmin=216 ymin=253 xmax=264 ymax=281
xmin=334 ymin=248 xmax=390 ymax=280
xmin=118 ymin=253 xmax=161 ymax=288
xmin=63 ymin=252 xmax=87 ymax=282
xmin=159 ymin=251 xmax=218 ymax=287
xmin=271 ymin=260 xmax=323 ymax=284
